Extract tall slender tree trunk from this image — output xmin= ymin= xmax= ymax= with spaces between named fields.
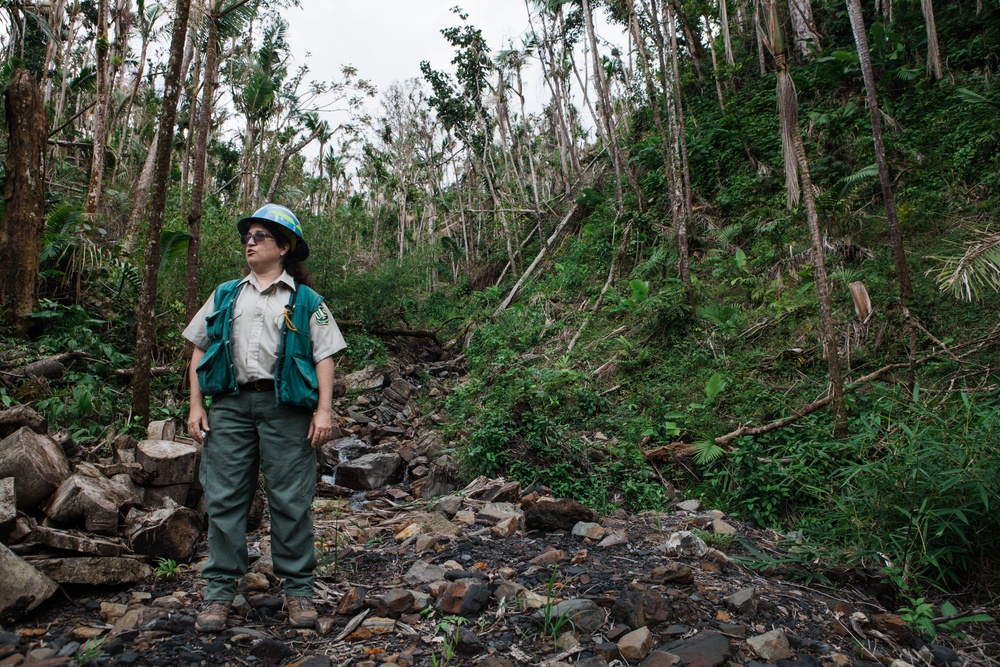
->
xmin=921 ymin=0 xmax=943 ymax=79
xmin=788 ymin=0 xmax=822 ymax=59
xmin=185 ymin=9 xmax=221 ymax=323
xmin=0 ymin=71 xmax=47 ymax=337
xmin=776 ymin=48 xmax=848 ymax=436
xmin=846 ymin=0 xmax=917 ymax=388
xmin=631 ymin=0 xmax=695 ymax=310
xmin=132 ymin=0 xmax=193 ymax=424
xmin=85 ymin=0 xmax=110 ymax=217
xmin=719 ymin=0 xmax=735 ymax=66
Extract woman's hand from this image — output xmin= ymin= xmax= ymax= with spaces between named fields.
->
xmin=308 ymin=408 xmax=334 ymax=447
xmin=188 ymin=404 xmax=210 ymax=444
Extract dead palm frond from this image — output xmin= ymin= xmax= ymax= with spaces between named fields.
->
xmin=759 ymin=0 xmax=800 ymax=208
xmin=930 ymin=230 xmax=1000 ymax=302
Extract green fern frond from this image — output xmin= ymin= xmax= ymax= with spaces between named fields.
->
xmin=841 ymin=164 xmax=878 ymax=185
xmin=693 ymin=434 xmax=727 ymax=466
xmin=712 ymin=223 xmax=744 ymax=248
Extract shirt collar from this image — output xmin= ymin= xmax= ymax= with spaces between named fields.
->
xmin=240 ymin=270 xmax=297 ymax=292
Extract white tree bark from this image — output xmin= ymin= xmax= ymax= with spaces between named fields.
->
xmin=788 ymin=0 xmax=822 ymax=59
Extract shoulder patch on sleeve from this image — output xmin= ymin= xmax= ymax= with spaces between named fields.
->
xmin=315 ymin=303 xmax=331 ymax=326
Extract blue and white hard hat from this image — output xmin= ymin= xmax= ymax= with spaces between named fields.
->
xmin=237 ymin=203 xmax=309 ymax=261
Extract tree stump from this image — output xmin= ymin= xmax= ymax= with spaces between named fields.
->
xmin=43 ymin=463 xmax=134 ymax=533
xmin=0 ymin=543 xmax=57 ymax=619
xmin=136 ymin=440 xmax=197 ymax=485
xmin=126 ymin=504 xmax=203 ymax=564
xmin=0 ymin=427 xmax=71 ymax=509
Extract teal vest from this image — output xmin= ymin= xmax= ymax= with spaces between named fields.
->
xmin=195 ymin=278 xmax=325 ymax=409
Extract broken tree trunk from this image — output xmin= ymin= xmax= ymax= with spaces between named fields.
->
xmin=29 ymin=525 xmax=125 ymax=556
xmin=0 ymin=477 xmax=15 ymax=532
xmin=496 ymin=200 xmax=592 ymax=314
xmin=43 ymin=463 xmax=135 ymax=533
xmin=6 ymin=350 xmax=85 ymax=379
xmin=27 ymin=556 xmax=152 ymax=586
xmin=0 ymin=427 xmax=71 ymax=509
xmin=126 ymin=504 xmax=203 ymax=563
xmin=0 ymin=405 xmax=47 ymax=437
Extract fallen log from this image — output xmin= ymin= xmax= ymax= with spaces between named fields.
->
xmin=28 ymin=525 xmax=125 ymax=556
xmin=0 ymin=405 xmax=47 ymax=437
xmin=496 ymin=199 xmax=592 ymax=314
xmin=0 ymin=427 xmax=71 ymax=509
xmin=26 ymin=555 xmax=152 ymax=586
xmin=644 ymin=330 xmax=1000 ymax=459
xmin=4 ymin=350 xmax=85 ymax=379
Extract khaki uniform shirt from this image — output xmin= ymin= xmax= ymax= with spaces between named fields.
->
xmin=182 ymin=271 xmax=347 ymax=384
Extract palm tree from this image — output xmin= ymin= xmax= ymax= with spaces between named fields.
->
xmin=761 ymin=0 xmax=848 ymax=436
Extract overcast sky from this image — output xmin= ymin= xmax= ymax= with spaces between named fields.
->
xmin=286 ymin=1 xmax=537 ymax=94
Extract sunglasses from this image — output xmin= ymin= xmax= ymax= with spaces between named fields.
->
xmin=241 ymin=231 xmax=276 ymax=245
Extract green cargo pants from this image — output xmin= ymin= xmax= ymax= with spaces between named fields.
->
xmin=200 ymin=390 xmax=317 ymax=600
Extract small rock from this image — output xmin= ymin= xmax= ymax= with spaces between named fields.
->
xmin=712 ymin=518 xmax=737 ymax=535
xmin=454 ymin=626 xmax=485 ymax=655
xmin=238 ymin=571 xmax=270 ymax=592
xmin=453 ymin=510 xmax=477 ymax=526
xmin=435 ymin=579 xmax=490 ymax=616
xmin=429 ymin=495 xmax=463 ymax=517
xmin=873 ymin=613 xmax=913 ymax=644
xmin=748 ymin=629 xmax=794 ymax=661
xmin=618 ymin=626 xmax=654 ymax=661
xmin=578 ymin=657 xmax=610 ymax=667
xmin=525 ymin=498 xmax=596 ymax=531
xmin=250 ymin=638 xmax=294 ymax=661
xmin=395 ymin=523 xmax=424 ymax=542
xmin=533 ymin=598 xmax=605 ymax=634
xmin=423 ymin=512 xmax=462 ymax=537
xmin=597 ymin=533 xmax=629 ymax=548
xmin=725 ymin=587 xmax=759 ymax=616
xmin=613 ymin=589 xmax=674 ymax=629
xmin=490 ymin=517 xmax=518 ymax=537
xmin=378 ymin=589 xmax=415 ymax=617
xmin=662 ymin=531 xmax=709 ymax=558
xmin=555 ymin=631 xmax=580 ymax=652
xmin=403 ymin=561 xmax=446 ymax=585
xmin=529 ymin=549 xmax=567 ymax=566
xmin=414 ymin=534 xmax=440 ymax=552
xmin=641 ymin=651 xmax=683 ymax=667
xmin=659 ymin=630 xmax=732 ymax=667
xmin=337 ymin=586 xmax=367 ymax=615
xmin=648 ymin=563 xmax=694 ymax=585
xmin=676 ymin=499 xmax=701 ymax=512
xmin=572 ymin=522 xmax=606 ymax=539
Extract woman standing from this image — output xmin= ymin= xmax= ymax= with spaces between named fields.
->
xmin=183 ymin=204 xmax=346 ymax=632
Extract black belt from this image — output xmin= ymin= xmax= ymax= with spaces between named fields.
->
xmin=239 ymin=379 xmax=275 ymax=392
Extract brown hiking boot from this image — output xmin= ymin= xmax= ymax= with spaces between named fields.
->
xmin=285 ymin=596 xmax=318 ymax=628
xmin=195 ymin=600 xmax=231 ymax=632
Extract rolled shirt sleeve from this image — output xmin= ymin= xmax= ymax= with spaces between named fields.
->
xmin=182 ymin=291 xmax=217 ymax=350
xmin=310 ymin=301 xmax=347 ymax=363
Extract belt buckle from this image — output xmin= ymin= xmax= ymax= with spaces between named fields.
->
xmin=254 ymin=379 xmax=269 ymax=391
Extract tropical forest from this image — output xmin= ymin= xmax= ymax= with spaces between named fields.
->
xmin=0 ymin=0 xmax=997 ymax=665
